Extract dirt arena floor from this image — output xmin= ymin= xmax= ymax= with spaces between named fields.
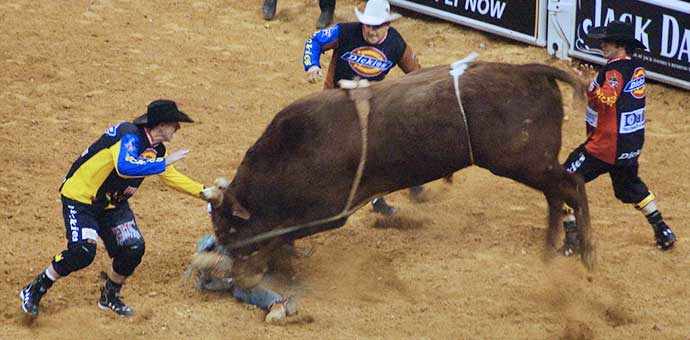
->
xmin=1 ymin=0 xmax=689 ymax=339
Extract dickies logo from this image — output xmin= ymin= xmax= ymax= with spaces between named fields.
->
xmin=341 ymin=47 xmax=393 ymax=77
xmin=624 ymin=67 xmax=646 ymax=99
xmin=140 ymin=148 xmax=157 ymax=159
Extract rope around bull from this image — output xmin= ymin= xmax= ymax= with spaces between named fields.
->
xmin=450 ymin=52 xmax=478 ymax=165
xmin=226 ymin=54 xmax=479 ymax=250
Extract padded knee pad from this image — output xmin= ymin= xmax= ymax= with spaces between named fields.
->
xmin=112 ymin=242 xmax=145 ymax=277
xmin=52 ymin=241 xmax=97 ymax=277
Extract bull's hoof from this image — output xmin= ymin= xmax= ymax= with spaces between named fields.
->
xmin=561 ymin=245 xmax=578 ymax=257
xmin=372 ymin=198 xmax=397 ymax=216
xmin=561 ymin=226 xmax=581 ymax=257
xmin=262 ymin=0 xmax=277 ymax=20
xmin=408 ymin=186 xmax=427 ymax=203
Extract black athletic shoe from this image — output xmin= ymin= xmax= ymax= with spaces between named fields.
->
xmin=19 ymin=272 xmax=53 ymax=317
xmin=654 ymin=223 xmax=676 ymax=251
xmin=372 ymin=198 xmax=397 ymax=216
xmin=262 ymin=0 xmax=277 ymax=20
xmin=98 ymin=279 xmax=134 ymax=317
xmin=316 ymin=8 xmax=334 ymax=29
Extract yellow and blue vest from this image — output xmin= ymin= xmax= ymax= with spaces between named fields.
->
xmin=60 ymin=121 xmax=203 ymax=208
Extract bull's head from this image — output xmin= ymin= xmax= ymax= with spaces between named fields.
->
xmin=201 ymin=94 xmax=378 ymax=287
xmin=202 ymin=177 xmax=277 ymax=288
xmin=202 ymin=177 xmax=250 ymax=220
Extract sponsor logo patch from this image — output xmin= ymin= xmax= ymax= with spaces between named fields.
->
xmin=618 ymin=149 xmax=641 ymax=160
xmin=140 ymin=148 xmax=157 ymax=159
xmin=624 ymin=67 xmax=646 ymax=99
xmin=341 ymin=47 xmax=393 ymax=77
xmin=68 ymin=205 xmax=79 ymax=242
xmin=81 ymin=228 xmax=98 ymax=241
xmin=112 ymin=220 xmax=142 ymax=245
xmin=606 ymin=73 xmax=619 ymax=88
xmin=585 ymin=106 xmax=598 ymax=127
xmin=105 ymin=122 xmax=124 ymax=137
xmin=566 ymin=153 xmax=586 ymax=174
xmin=619 ymin=108 xmax=645 ymax=134
xmin=321 ymin=25 xmax=337 ymax=38
xmin=124 ymin=139 xmax=136 ymax=153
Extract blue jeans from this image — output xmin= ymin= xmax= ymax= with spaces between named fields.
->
xmin=232 ymin=285 xmax=282 ymax=310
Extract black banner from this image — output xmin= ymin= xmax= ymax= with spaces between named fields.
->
xmin=574 ymin=0 xmax=690 ymax=85
xmin=403 ymin=0 xmax=540 ymax=37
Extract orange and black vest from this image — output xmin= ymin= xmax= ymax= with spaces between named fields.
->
xmin=585 ymin=57 xmax=646 ymax=165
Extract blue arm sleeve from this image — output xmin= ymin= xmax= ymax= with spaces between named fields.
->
xmin=114 ymin=133 xmax=166 ymax=177
xmin=303 ymin=24 xmax=341 ymax=71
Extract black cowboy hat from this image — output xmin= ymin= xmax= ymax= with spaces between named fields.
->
xmin=133 ymin=99 xmax=194 ymax=126
xmin=587 ymin=21 xmax=646 ymax=50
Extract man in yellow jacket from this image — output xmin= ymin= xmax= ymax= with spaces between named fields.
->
xmin=20 ymin=99 xmax=208 ymax=317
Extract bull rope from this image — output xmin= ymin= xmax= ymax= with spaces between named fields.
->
xmin=340 ymin=78 xmax=372 ymax=212
xmin=450 ymin=52 xmax=479 ymax=165
xmin=225 ymin=79 xmax=374 ymax=250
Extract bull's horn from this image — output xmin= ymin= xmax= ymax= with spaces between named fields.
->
xmin=214 ymin=177 xmax=230 ymax=190
xmin=201 ymin=186 xmax=224 ymax=207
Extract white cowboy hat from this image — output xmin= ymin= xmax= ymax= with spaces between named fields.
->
xmin=354 ymin=0 xmax=402 ymax=26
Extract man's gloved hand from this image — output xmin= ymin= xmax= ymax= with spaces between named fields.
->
xmin=306 ymin=66 xmax=323 ymax=83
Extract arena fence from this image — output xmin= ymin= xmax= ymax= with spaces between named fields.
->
xmin=390 ymin=0 xmax=547 ymax=46
xmin=390 ymin=0 xmax=690 ymax=90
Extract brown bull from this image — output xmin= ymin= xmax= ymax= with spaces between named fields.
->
xmin=205 ymin=61 xmax=592 ymax=287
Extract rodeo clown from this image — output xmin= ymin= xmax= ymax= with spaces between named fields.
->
xmin=20 ymin=100 xmax=209 ymax=317
xmin=302 ymin=0 xmax=422 ymax=216
xmin=561 ymin=21 xmax=677 ymax=255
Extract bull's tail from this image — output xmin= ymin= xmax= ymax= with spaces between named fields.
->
xmin=522 ymin=64 xmax=587 ymax=110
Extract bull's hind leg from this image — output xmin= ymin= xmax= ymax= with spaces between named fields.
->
xmin=490 ymin=160 xmax=593 ymax=268
xmin=519 ymin=166 xmax=593 ymax=269
xmin=554 ymin=171 xmax=594 ymax=269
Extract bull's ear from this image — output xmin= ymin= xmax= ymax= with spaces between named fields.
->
xmin=227 ymin=192 xmax=251 ymax=220
xmin=232 ymin=205 xmax=251 ymax=220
